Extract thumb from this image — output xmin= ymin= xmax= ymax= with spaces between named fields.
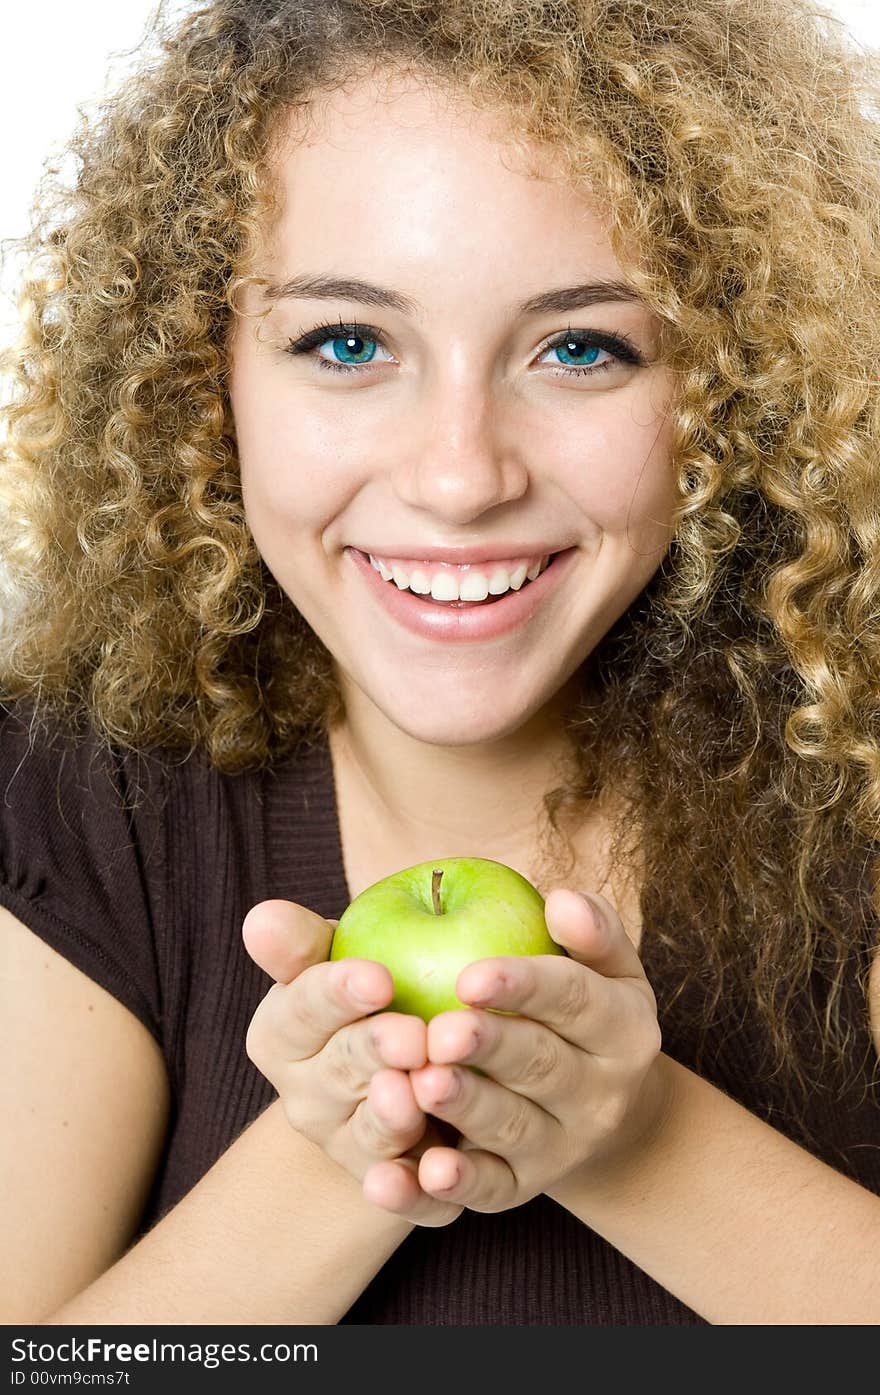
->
xmin=242 ymin=898 xmax=337 ymax=985
xmin=543 ymin=887 xmax=647 ymax=982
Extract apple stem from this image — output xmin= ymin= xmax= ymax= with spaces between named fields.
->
xmin=432 ymin=868 xmax=443 ymax=915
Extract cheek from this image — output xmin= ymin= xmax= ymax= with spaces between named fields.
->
xmin=234 ymin=395 xmax=352 ymax=526
xmin=557 ymin=395 xmax=676 ymax=547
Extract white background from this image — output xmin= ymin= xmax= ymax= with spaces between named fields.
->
xmin=1 ymin=0 xmax=879 ymax=351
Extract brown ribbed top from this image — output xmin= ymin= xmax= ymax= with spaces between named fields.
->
xmin=1 ymin=701 xmax=878 ymax=1325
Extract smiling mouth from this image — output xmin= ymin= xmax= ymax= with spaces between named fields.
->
xmin=366 ymin=552 xmax=559 ymax=607
xmin=417 ymin=587 xmax=534 ymax=608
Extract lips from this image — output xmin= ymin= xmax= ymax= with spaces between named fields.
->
xmin=347 ymin=545 xmax=576 ymax=643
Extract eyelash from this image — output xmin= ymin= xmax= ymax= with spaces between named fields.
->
xmin=284 ymin=317 xmax=643 ymax=379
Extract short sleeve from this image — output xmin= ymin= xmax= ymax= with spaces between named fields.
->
xmin=0 ymin=702 xmax=165 ymax=1048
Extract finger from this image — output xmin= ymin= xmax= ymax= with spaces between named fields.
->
xmin=316 ymin=1013 xmax=429 ymax=1102
xmin=409 ymin=1061 xmax=555 ymax=1170
xmin=426 ymin=1006 xmax=580 ymax=1114
xmin=362 ymin=1155 xmax=464 ymax=1227
xmin=242 ymin=899 xmax=337 ymax=984
xmin=453 ymin=949 xmax=650 ymax=1057
xmin=418 ymin=1144 xmax=516 ymax=1215
xmin=346 ymin=1067 xmax=427 ymax=1159
xmin=258 ymin=957 xmax=397 ymax=1061
xmin=542 ymin=888 xmax=649 ymax=983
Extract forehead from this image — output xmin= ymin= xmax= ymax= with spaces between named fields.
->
xmin=264 ymin=67 xmax=620 ymax=270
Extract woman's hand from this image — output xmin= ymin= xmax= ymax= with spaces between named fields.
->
xmin=360 ymin=888 xmax=670 ymax=1216
xmin=241 ymin=900 xmax=466 ymax=1226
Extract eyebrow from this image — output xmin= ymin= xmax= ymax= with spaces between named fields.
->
xmin=262 ymin=273 xmax=643 ymax=317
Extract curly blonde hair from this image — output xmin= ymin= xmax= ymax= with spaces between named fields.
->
xmin=3 ymin=0 xmax=880 ymax=1130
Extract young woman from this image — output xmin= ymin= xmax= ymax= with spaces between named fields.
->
xmin=2 ymin=0 xmax=879 ymax=1325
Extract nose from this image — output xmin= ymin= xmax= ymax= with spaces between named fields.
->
xmin=389 ymin=372 xmax=529 ymax=525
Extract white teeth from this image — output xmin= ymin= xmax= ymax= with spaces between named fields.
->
xmin=430 ymin=571 xmax=460 ymax=601
xmin=369 ymin=554 xmax=394 ymax=582
xmin=509 ymin=563 xmax=528 ymax=590
xmin=368 ymin=553 xmax=552 ymax=600
xmin=459 ymin=571 xmax=490 ymax=601
xmin=408 ymin=568 xmax=432 ymax=595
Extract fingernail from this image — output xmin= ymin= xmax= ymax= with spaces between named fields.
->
xmin=463 ymin=976 xmax=500 ymax=1006
xmin=580 ymin=892 xmax=605 ymax=930
xmin=435 ymin=1166 xmax=461 ymax=1192
xmin=438 ymin=1071 xmax=461 ymax=1103
xmin=346 ymin=970 xmax=382 ymax=1010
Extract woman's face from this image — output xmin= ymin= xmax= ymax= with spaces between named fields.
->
xmin=228 ymin=68 xmax=679 ymax=746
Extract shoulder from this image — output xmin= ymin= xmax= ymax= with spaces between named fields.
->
xmin=0 ymin=699 xmax=172 ymax=855
xmin=0 ymin=701 xmax=188 ymax=1048
xmin=0 ymin=697 xmax=136 ymax=792
xmin=0 ymin=697 xmax=216 ymax=820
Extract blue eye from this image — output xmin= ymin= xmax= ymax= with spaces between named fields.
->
xmin=320 ymin=331 xmax=380 ymax=368
xmin=284 ymin=320 xmax=388 ymax=375
xmin=285 ymin=319 xmax=642 ymax=378
xmin=543 ymin=338 xmax=612 ymax=373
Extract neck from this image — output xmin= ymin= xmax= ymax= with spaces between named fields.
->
xmin=328 ymin=673 xmax=583 ymax=883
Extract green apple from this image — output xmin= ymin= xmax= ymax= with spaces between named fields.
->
xmin=329 ymin=856 xmax=565 ymax=1022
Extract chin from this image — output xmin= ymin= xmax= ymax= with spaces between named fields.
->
xmin=374 ymin=693 xmax=544 ymax=748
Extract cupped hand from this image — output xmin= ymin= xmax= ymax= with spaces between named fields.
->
xmin=241 ymin=899 xmax=466 ymax=1226
xmin=360 ymin=888 xmax=669 ymax=1216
